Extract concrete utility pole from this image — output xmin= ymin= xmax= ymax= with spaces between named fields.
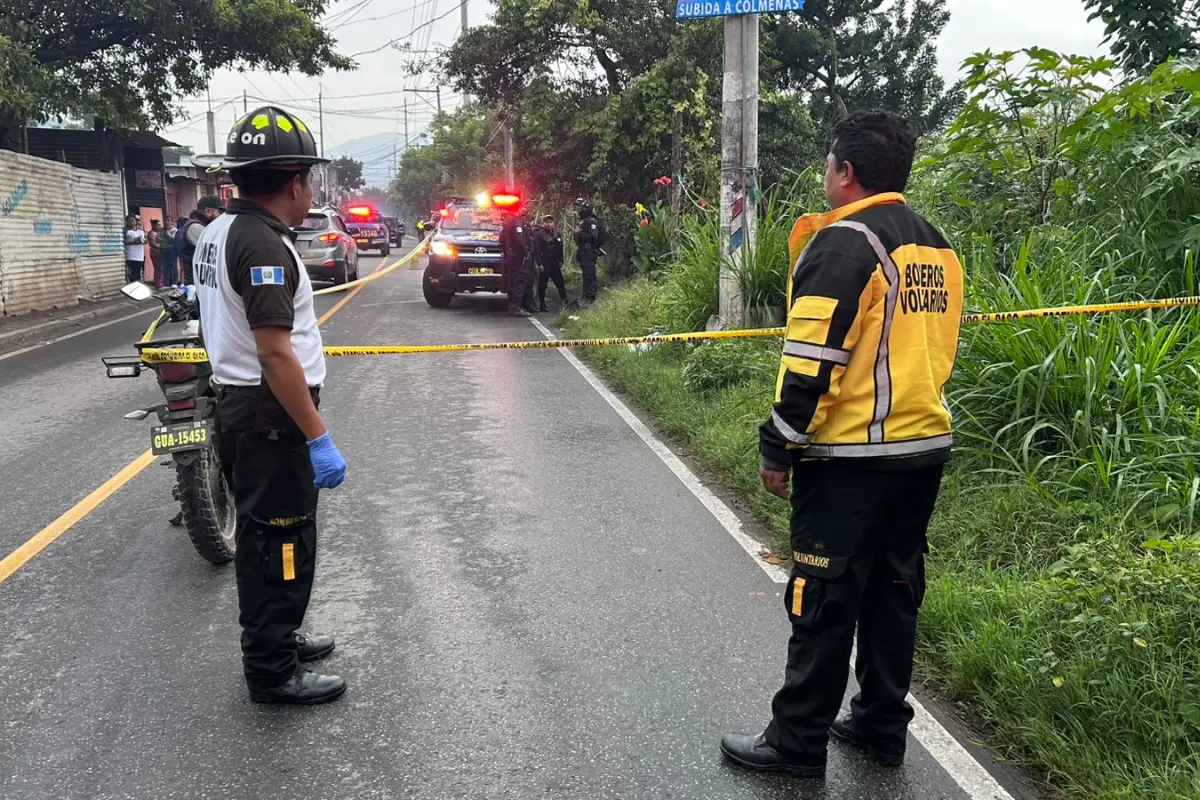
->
xmin=318 ymin=86 xmax=327 ymax=204
xmin=503 ymin=121 xmax=514 ymax=190
xmin=206 ymin=87 xmax=217 ymax=154
xmin=717 ymin=14 xmax=758 ymax=329
xmin=243 ymin=91 xmax=248 ymax=114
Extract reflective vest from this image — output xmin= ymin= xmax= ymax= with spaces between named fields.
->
xmin=761 ymin=193 xmax=963 ymax=465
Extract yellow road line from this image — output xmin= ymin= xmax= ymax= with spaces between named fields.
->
xmin=0 ymin=253 xmax=399 ymax=586
xmin=0 ymin=450 xmax=157 ymax=584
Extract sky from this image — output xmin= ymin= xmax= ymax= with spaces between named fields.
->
xmin=166 ymin=0 xmax=1110 ymax=162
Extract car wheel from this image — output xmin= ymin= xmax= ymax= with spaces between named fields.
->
xmin=422 ymin=265 xmax=454 ymax=308
xmin=333 ymin=266 xmax=346 ymax=286
xmin=381 ymin=243 xmax=390 ymax=257
xmin=348 ymin=263 xmax=359 ymax=282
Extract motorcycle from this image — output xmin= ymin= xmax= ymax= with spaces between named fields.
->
xmin=101 ymin=282 xmax=236 ymax=565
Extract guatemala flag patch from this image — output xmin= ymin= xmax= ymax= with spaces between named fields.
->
xmin=250 ymin=266 xmax=286 ymax=286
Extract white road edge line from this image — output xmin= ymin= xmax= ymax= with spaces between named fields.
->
xmin=0 ymin=308 xmax=158 ymax=364
xmin=527 ymin=316 xmax=1015 ymax=800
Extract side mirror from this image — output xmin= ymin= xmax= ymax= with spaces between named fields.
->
xmin=121 ymin=281 xmax=154 ymax=302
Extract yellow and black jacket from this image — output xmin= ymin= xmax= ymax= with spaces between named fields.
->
xmin=760 ymin=193 xmax=963 ymax=469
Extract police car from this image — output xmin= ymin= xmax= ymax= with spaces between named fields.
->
xmin=422 ymin=194 xmax=515 ymax=308
xmin=344 ymin=205 xmax=391 ymax=256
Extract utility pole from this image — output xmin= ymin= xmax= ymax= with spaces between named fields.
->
xmin=206 ymin=87 xmax=217 ymax=154
xmin=460 ymin=0 xmax=471 ymax=104
xmin=318 ymin=85 xmax=326 ymax=204
xmin=717 ymin=13 xmax=757 ymax=328
xmin=671 ymin=109 xmax=682 ymax=255
xmin=243 ymin=90 xmax=248 ymax=114
xmin=403 ymin=100 xmax=409 ymax=150
xmin=436 ymin=84 xmax=442 ymax=116
xmin=503 ymin=120 xmax=514 ymax=190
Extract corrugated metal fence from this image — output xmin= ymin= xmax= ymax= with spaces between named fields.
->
xmin=0 ymin=150 xmax=125 ymax=317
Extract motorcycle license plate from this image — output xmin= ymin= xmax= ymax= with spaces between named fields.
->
xmin=468 ymin=267 xmax=493 ymax=275
xmin=151 ymin=420 xmax=213 ymax=455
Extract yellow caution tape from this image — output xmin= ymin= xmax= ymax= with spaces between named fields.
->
xmin=140 ymin=309 xmax=168 ymax=343
xmin=136 ymin=295 xmax=1200 ymax=364
xmin=311 ymin=239 xmax=428 ymax=296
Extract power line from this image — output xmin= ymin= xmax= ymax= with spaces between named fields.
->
xmin=350 ymin=2 xmax=456 ymax=57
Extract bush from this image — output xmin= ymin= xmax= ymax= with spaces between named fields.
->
xmin=681 ymin=340 xmax=780 ymax=394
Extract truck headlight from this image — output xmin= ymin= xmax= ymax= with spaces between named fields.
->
xmin=430 ymin=241 xmax=456 ymax=257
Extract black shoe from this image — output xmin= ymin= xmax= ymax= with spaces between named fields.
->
xmin=830 ymin=714 xmax=904 ymax=766
xmin=539 ymin=303 xmax=548 ymax=312
xmin=719 ymin=733 xmax=826 ymax=778
xmin=249 ymin=669 xmax=346 ymax=705
xmin=509 ymin=306 xmax=532 ymax=317
xmin=294 ymin=632 xmax=335 ymax=663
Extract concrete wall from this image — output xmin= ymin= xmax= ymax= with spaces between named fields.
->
xmin=0 ymin=150 xmax=125 ymax=317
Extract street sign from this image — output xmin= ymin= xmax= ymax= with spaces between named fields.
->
xmin=675 ymin=0 xmax=802 ymax=20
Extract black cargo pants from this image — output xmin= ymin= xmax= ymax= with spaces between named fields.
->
xmin=538 ymin=262 xmax=567 ymax=306
xmin=578 ymin=248 xmax=598 ymax=302
xmin=216 ymin=384 xmax=320 ymax=690
xmin=505 ymin=257 xmax=530 ymax=310
xmin=764 ymin=459 xmax=944 ymax=760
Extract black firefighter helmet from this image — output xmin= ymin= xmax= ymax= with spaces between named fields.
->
xmin=192 ymin=106 xmax=329 ymax=172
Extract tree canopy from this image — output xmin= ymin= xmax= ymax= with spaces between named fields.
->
xmin=1083 ymin=0 xmax=1199 ymax=73
xmin=1 ymin=0 xmax=350 ymax=133
xmin=331 ymin=156 xmax=365 ymax=193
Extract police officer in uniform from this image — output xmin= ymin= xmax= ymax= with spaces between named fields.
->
xmin=500 ymin=203 xmax=534 ymax=316
xmin=720 ymin=111 xmax=964 ymax=776
xmin=533 ymin=215 xmax=568 ymax=312
xmin=191 ymin=106 xmax=348 ymax=705
xmin=573 ymin=198 xmax=605 ymax=306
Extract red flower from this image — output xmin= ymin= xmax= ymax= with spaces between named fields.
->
xmin=640 ymin=218 xmax=649 ymax=226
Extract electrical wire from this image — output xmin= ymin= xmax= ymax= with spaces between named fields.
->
xmin=350 ymin=2 xmax=456 ymax=57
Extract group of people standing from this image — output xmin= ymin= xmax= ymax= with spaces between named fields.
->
xmin=499 ymin=198 xmax=605 ymax=317
xmin=122 ymin=195 xmax=226 ymax=287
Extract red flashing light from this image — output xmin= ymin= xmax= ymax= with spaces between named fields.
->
xmin=492 ymin=193 xmax=521 ymax=208
xmin=438 ymin=208 xmax=450 ymax=217
xmin=348 ymin=205 xmax=374 ymax=216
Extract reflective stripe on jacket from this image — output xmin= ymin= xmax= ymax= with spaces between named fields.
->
xmin=760 ymin=193 xmax=963 ymax=467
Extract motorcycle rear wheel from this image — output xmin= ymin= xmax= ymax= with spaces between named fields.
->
xmin=176 ymin=446 xmax=236 ymax=564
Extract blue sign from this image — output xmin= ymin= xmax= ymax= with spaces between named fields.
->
xmin=676 ymin=0 xmax=802 ymax=19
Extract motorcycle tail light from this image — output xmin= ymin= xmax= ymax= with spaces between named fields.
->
xmin=158 ymin=363 xmax=197 ymax=381
xmin=168 ymin=399 xmax=196 ymax=411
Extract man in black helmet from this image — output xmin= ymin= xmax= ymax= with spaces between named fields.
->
xmin=192 ymin=106 xmax=348 ymax=705
xmin=573 ymin=198 xmax=605 ymax=306
xmin=500 ymin=201 xmax=535 ymax=317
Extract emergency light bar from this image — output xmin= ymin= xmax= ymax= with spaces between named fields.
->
xmin=348 ymin=205 xmax=374 ymax=216
xmin=492 ymin=193 xmax=521 ymax=208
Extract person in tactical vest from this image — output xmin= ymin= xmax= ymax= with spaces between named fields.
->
xmin=572 ymin=198 xmax=605 ymax=306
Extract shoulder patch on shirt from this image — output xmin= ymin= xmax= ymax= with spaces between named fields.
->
xmin=250 ymin=266 xmax=286 ymax=286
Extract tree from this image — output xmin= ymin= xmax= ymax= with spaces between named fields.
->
xmin=0 ymin=0 xmax=350 ymax=136
xmin=331 ymin=156 xmax=365 ymax=193
xmin=388 ymin=106 xmax=506 ymax=217
xmin=766 ymin=0 xmax=964 ymax=133
xmin=1082 ymin=0 xmax=1199 ymax=73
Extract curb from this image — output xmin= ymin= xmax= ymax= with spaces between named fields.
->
xmin=0 ymin=296 xmax=133 ymax=345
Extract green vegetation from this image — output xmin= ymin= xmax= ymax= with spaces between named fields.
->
xmin=563 ymin=54 xmax=1200 ymax=798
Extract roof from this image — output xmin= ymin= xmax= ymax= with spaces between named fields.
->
xmin=126 ymin=131 xmax=179 ymax=149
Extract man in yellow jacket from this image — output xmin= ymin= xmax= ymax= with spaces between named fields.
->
xmin=721 ymin=110 xmax=964 ymax=778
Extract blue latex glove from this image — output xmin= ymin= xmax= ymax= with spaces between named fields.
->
xmin=307 ymin=433 xmax=346 ymax=489
xmin=183 ymin=284 xmax=197 ymax=302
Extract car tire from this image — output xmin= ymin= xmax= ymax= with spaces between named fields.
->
xmin=333 ymin=266 xmax=346 ymax=286
xmin=381 ymin=243 xmax=391 ymax=257
xmin=422 ymin=265 xmax=454 ymax=308
xmin=348 ymin=263 xmax=359 ymax=282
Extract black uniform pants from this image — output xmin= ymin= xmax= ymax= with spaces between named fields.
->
xmin=578 ymin=250 xmax=598 ymax=302
xmin=764 ymin=460 xmax=944 ymax=760
xmin=506 ymin=258 xmax=531 ymax=309
xmin=216 ymin=385 xmax=320 ymax=690
xmin=538 ymin=263 xmax=567 ymax=306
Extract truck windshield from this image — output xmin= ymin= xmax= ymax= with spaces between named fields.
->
xmin=442 ymin=207 xmax=503 ymax=231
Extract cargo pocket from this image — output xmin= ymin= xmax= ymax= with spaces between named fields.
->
xmin=252 ymin=516 xmax=315 ymax=588
xmin=783 ymin=296 xmax=840 ymax=377
xmin=784 ymin=549 xmax=850 ymax=627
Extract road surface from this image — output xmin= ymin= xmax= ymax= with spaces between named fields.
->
xmin=0 ymin=248 xmax=1024 ymax=799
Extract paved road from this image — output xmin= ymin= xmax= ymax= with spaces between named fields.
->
xmin=0 ymin=249 xmax=1018 ymax=799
